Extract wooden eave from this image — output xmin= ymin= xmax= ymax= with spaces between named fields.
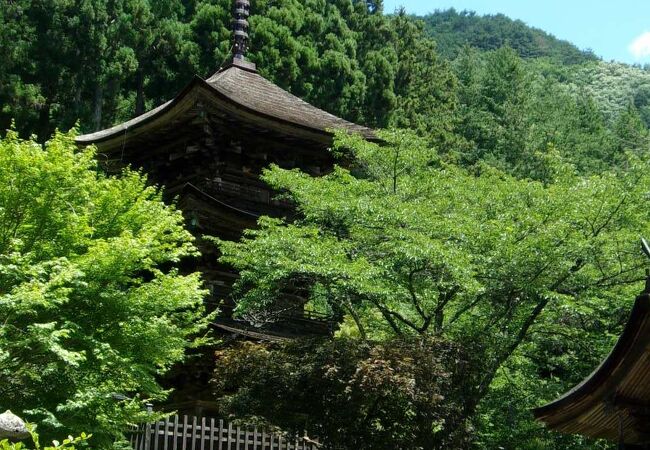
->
xmin=76 ymin=64 xmax=377 ymax=152
xmin=211 ymin=315 xmax=333 ymax=342
xmin=212 ymin=320 xmax=292 ymax=342
xmin=533 ymin=292 xmax=650 ymax=444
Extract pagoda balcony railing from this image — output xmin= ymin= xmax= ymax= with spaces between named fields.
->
xmin=215 ymin=304 xmax=336 ymax=338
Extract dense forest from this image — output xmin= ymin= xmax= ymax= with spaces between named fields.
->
xmin=420 ymin=9 xmax=599 ymax=64
xmin=2 ymin=0 xmax=650 ymax=449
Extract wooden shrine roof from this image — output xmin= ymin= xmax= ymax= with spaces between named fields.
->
xmin=533 ymin=290 xmax=650 ymax=444
xmin=76 ymin=60 xmax=376 ymax=148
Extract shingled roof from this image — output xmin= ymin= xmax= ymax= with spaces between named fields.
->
xmin=76 ymin=61 xmax=375 ymax=147
xmin=534 ymin=289 xmax=650 ymax=445
xmin=206 ymin=64 xmax=372 ymax=137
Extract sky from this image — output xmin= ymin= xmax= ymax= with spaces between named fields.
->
xmin=383 ymin=0 xmax=650 ymax=64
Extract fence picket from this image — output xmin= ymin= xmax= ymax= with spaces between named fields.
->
xmin=172 ymin=415 xmax=179 ymax=450
xmin=188 ymin=416 xmax=196 ymax=450
xmin=153 ymin=421 xmax=161 ymax=450
xmin=218 ymin=420 xmax=223 ymax=450
xmin=144 ymin=422 xmax=151 ymax=450
xmin=163 ymin=418 xmax=170 ymax=450
xmin=200 ymin=417 xmax=206 ymax=450
xmin=209 ymin=418 xmax=215 ymax=450
xmin=181 ymin=416 xmax=188 ymax=450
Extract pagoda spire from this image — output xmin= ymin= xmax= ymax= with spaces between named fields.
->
xmin=233 ymin=0 xmax=250 ymax=60
xmin=228 ymin=0 xmax=256 ymax=71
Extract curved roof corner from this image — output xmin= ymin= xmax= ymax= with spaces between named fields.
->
xmin=534 ymin=293 xmax=650 ymax=444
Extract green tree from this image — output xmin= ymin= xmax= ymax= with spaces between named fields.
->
xmin=0 ymin=1 xmax=44 ymax=136
xmin=0 ymin=129 xmax=209 ymax=446
xmin=388 ymin=10 xmax=460 ymax=148
xmin=0 ymin=0 xmax=199 ymax=138
xmin=217 ymin=130 xmax=649 ymax=447
xmin=569 ymin=61 xmax=650 ymax=127
xmin=612 ymin=103 xmax=650 ymax=160
xmin=451 ymin=49 xmax=644 ymax=178
xmin=457 ymin=47 xmax=529 ymax=170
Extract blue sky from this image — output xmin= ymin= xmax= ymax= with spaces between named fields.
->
xmin=383 ymin=0 xmax=650 ymax=64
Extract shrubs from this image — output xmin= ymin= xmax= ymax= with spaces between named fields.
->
xmin=0 ymin=411 xmax=90 ymax=450
xmin=212 ymin=337 xmax=480 ymax=449
xmin=0 ymin=431 xmax=89 ymax=450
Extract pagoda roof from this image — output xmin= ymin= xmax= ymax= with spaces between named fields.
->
xmin=76 ymin=61 xmax=375 ymax=148
xmin=533 ymin=291 xmax=650 ymax=445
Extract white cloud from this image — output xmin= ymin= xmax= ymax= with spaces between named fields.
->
xmin=629 ymin=32 xmax=650 ymax=60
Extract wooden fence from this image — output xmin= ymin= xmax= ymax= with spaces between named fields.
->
xmin=129 ymin=415 xmax=319 ymax=450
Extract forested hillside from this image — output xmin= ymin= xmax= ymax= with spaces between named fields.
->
xmin=568 ymin=61 xmax=650 ymax=125
xmin=2 ymin=1 xmax=650 ymax=449
xmin=421 ymin=9 xmax=650 ymax=128
xmin=420 ymin=8 xmax=598 ymax=64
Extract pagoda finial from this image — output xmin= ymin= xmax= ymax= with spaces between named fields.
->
xmin=233 ymin=0 xmax=250 ymax=60
xmin=225 ymin=0 xmax=256 ymax=71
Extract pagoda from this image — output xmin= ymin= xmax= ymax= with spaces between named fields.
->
xmin=76 ymin=0 xmax=375 ymax=341
xmin=76 ymin=0 xmax=376 ymax=415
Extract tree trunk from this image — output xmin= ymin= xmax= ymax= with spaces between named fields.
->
xmin=135 ymin=68 xmax=145 ymax=116
xmin=37 ymin=101 xmax=51 ymax=143
xmin=93 ymin=82 xmax=103 ymax=131
xmin=72 ymin=94 xmax=81 ymax=127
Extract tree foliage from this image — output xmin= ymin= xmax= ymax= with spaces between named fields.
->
xmin=451 ymin=48 xmax=650 ymax=176
xmin=1 ymin=423 xmax=90 ymax=450
xmin=212 ymin=337 xmax=479 ymax=449
xmin=568 ymin=61 xmax=650 ymax=127
xmin=0 ymin=0 xmax=454 ymax=140
xmin=217 ymin=130 xmax=648 ymax=448
xmin=421 ymin=9 xmax=598 ymax=65
xmin=0 ymin=130 xmax=208 ymax=446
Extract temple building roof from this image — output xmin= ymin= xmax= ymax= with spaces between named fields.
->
xmin=76 ymin=60 xmax=376 ymax=148
xmin=534 ymin=289 xmax=650 ymax=445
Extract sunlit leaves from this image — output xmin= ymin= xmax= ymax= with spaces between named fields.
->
xmin=0 ymin=130 xmax=208 ymax=445
xmin=218 ymin=129 xmax=650 ymax=448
